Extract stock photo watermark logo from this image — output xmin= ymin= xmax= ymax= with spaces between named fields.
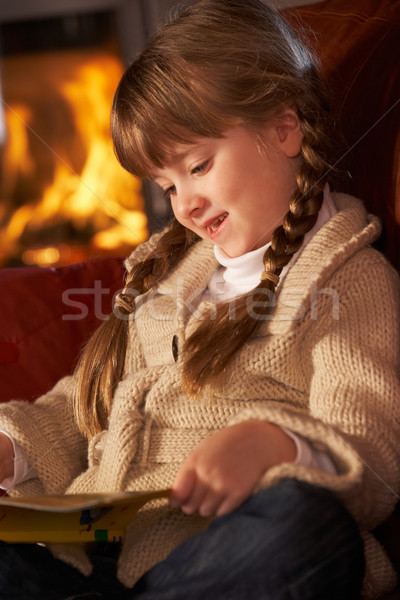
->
xmin=61 ymin=279 xmax=340 ymax=323
xmin=62 ymin=280 xmax=118 ymax=321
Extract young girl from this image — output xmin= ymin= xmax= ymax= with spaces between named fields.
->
xmin=0 ymin=0 xmax=399 ymax=598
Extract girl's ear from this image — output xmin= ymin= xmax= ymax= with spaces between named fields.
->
xmin=274 ymin=109 xmax=303 ymax=158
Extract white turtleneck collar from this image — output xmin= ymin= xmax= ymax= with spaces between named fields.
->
xmin=204 ymin=185 xmax=337 ymax=303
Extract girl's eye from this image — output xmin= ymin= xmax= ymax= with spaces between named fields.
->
xmin=163 ymin=185 xmax=176 ymax=199
xmin=191 ymin=160 xmax=209 ymax=175
xmin=160 ymin=159 xmax=209 ymax=199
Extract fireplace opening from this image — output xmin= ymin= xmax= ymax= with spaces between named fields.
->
xmin=0 ymin=10 xmax=148 ymax=268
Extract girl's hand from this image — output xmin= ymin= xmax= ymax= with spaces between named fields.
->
xmin=0 ymin=433 xmax=14 ymax=483
xmin=170 ymin=420 xmax=296 ymax=517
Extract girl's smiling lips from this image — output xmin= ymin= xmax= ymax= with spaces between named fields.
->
xmin=203 ymin=212 xmax=229 ymax=237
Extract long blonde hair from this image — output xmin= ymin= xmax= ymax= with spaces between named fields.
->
xmin=74 ymin=0 xmax=334 ymax=438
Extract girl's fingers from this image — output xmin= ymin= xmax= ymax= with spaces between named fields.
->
xmin=171 ymin=467 xmax=210 ymax=513
xmin=171 ymin=466 xmax=229 ymax=516
xmin=197 ymin=489 xmax=226 ymax=517
xmin=171 ymin=420 xmax=287 ymax=516
xmin=180 ymin=478 xmax=208 ymax=514
xmin=215 ymin=489 xmax=248 ymax=516
xmin=170 ymin=467 xmax=196 ymax=507
xmin=182 ymin=484 xmax=248 ymax=517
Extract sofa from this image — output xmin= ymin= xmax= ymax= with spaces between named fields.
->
xmin=0 ymin=0 xmax=399 ymax=596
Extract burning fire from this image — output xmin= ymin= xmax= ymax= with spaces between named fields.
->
xmin=0 ymin=48 xmax=148 ymax=267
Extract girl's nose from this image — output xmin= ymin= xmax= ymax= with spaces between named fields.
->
xmin=173 ymin=187 xmax=205 ymax=220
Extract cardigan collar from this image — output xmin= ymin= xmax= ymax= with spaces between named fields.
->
xmin=267 ymin=193 xmax=381 ymax=334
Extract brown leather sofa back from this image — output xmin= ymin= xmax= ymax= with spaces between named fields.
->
xmin=285 ymin=0 xmax=400 ymax=271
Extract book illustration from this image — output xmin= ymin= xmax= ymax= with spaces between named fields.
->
xmin=80 ymin=506 xmax=113 ymax=529
xmin=0 ymin=489 xmax=169 ymax=544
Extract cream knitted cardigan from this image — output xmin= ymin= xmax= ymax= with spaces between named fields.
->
xmin=0 ymin=194 xmax=399 ymax=599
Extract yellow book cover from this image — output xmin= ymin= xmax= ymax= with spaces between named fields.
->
xmin=0 ymin=489 xmax=169 ymax=544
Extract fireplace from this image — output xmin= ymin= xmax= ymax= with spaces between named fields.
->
xmin=0 ymin=0 xmax=176 ymax=268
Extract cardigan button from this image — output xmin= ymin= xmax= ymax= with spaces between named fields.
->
xmin=172 ymin=335 xmax=179 ymax=362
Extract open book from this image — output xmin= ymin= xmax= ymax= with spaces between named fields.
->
xmin=0 ymin=489 xmax=169 ymax=544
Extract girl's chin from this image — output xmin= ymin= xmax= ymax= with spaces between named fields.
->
xmin=217 ymin=244 xmax=246 ymax=258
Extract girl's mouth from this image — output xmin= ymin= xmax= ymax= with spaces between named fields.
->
xmin=207 ymin=213 xmax=228 ymax=236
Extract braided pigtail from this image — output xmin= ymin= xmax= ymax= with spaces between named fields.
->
xmin=182 ymin=121 xmax=328 ymax=396
xmin=74 ymin=219 xmax=197 ymax=439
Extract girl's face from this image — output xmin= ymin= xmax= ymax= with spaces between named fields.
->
xmin=152 ymin=116 xmax=303 ymax=258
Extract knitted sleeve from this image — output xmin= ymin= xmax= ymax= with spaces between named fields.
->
xmin=227 ymin=250 xmax=400 ymax=530
xmin=0 ymin=375 xmax=87 ymax=497
xmin=302 ymin=253 xmax=400 ymax=527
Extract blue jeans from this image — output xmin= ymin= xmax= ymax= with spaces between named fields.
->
xmin=0 ymin=479 xmax=365 ymax=599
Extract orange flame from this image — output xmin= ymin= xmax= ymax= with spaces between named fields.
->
xmin=0 ymin=48 xmax=148 ymax=267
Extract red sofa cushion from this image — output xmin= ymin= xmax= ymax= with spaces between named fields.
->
xmin=0 ymin=257 xmax=125 ymax=403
